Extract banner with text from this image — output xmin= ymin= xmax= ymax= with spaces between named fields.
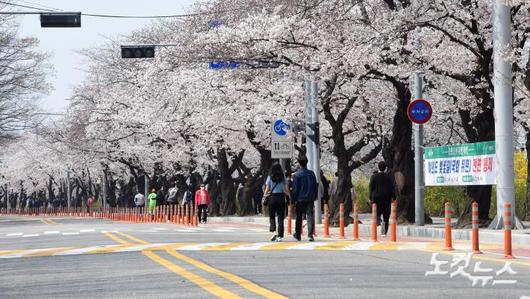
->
xmin=424 ymin=141 xmax=496 ymax=186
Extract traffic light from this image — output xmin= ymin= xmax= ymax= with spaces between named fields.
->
xmin=121 ymin=46 xmax=155 ymax=59
xmin=40 ymin=13 xmax=81 ymax=28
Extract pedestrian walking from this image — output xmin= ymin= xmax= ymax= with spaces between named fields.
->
xmin=194 ymin=184 xmax=210 ymax=223
xmin=264 ymin=163 xmax=290 ymax=242
xmin=368 ymin=161 xmax=395 ymax=236
xmin=148 ymin=189 xmax=157 ymax=218
xmin=291 ymin=156 xmax=318 ymax=242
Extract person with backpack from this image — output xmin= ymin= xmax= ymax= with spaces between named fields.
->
xmin=291 ymin=155 xmax=318 ymax=242
xmin=264 ymin=163 xmax=290 ymax=242
xmin=369 ymin=161 xmax=395 ymax=236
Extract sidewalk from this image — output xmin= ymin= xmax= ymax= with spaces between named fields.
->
xmin=209 ymin=215 xmax=530 ymax=246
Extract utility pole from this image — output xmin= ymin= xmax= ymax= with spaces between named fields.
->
xmin=414 ymin=72 xmax=425 ymax=226
xmin=489 ymin=0 xmax=524 ymax=229
xmin=67 ymin=169 xmax=71 ymax=209
xmin=311 ymin=79 xmax=322 ymax=224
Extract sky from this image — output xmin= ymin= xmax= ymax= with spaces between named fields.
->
xmin=13 ymin=0 xmax=199 ymax=113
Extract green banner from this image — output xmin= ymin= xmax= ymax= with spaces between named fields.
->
xmin=424 ymin=141 xmax=495 ymax=160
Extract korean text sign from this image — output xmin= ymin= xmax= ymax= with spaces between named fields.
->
xmin=424 ymin=141 xmax=496 ymax=186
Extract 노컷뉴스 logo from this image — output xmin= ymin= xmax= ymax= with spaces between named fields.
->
xmin=425 ymin=253 xmax=517 ymax=287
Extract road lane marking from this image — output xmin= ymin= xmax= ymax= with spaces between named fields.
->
xmin=166 ymin=249 xmax=287 ymax=299
xmin=114 ymin=231 xmax=149 ymax=244
xmin=41 ymin=219 xmax=59 ymax=225
xmin=22 ymin=234 xmax=40 ymax=238
xmin=80 ymin=229 xmax=96 ymax=233
xmin=62 ymin=232 xmax=79 ymax=236
xmin=202 ymin=243 xmax=252 ymax=251
xmin=43 ymin=231 xmax=60 ymax=235
xmin=143 ymin=250 xmax=242 ymax=299
xmin=118 ymin=232 xmax=285 ymax=298
xmin=6 ymin=233 xmax=23 ymax=237
xmin=102 ymin=232 xmax=131 ymax=245
xmin=25 ymin=247 xmax=75 ymax=258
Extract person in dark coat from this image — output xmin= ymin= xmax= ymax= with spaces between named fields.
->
xmin=368 ymin=161 xmax=395 ymax=236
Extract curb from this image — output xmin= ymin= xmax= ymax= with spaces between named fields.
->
xmin=208 ymin=216 xmax=530 ymax=246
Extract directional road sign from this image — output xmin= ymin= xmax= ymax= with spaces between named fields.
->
xmin=271 ymin=140 xmax=293 ymax=159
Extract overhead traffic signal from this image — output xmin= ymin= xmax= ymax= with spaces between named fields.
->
xmin=121 ymin=46 xmax=155 ymax=59
xmin=40 ymin=13 xmax=81 ymax=28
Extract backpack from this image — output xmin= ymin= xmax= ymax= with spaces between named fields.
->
xmin=183 ymin=190 xmax=193 ymax=204
xmin=167 ymin=188 xmax=178 ymax=203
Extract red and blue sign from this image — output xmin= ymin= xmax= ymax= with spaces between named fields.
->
xmin=407 ymin=99 xmax=432 ymax=124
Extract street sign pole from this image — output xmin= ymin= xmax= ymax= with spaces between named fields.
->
xmin=311 ymin=79 xmax=322 ymax=224
xmin=414 ymin=72 xmax=425 ymax=226
xmin=304 ymin=77 xmax=314 ymax=170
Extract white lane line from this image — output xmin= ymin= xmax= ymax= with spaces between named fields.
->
xmin=231 ymin=242 xmax=272 ymax=251
xmin=212 ymin=229 xmax=236 ymax=232
xmin=288 ymin=242 xmax=332 ymax=250
xmin=154 ymin=227 xmax=169 ymax=231
xmin=79 ymin=229 xmax=96 ymax=233
xmin=22 ymin=234 xmax=40 ymax=238
xmin=140 ymin=230 xmax=158 ymax=233
xmin=43 ymin=231 xmax=60 ymax=235
xmin=250 ymin=228 xmax=267 ymax=232
xmin=178 ymin=243 xmax=230 ymax=251
xmin=6 ymin=233 xmax=23 ymax=237
xmin=59 ymin=245 xmax=117 ymax=255
xmin=343 ymin=242 xmax=374 ymax=250
xmin=62 ymin=232 xmax=80 ymax=236
xmin=174 ymin=229 xmax=194 ymax=232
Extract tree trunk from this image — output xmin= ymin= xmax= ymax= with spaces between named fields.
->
xmin=456 ymin=185 xmax=492 ymax=228
xmin=382 ymin=79 xmax=421 ymax=223
xmin=217 ymin=148 xmax=237 ymax=215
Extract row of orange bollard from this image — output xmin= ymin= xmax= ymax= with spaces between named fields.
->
xmin=444 ymin=201 xmax=513 ymax=258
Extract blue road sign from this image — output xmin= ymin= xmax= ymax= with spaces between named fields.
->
xmin=208 ymin=61 xmax=239 ymax=70
xmin=407 ymin=99 xmax=432 ymax=124
xmin=273 ymin=119 xmax=290 ymax=137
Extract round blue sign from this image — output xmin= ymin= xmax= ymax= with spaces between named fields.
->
xmin=407 ymin=99 xmax=432 ymax=124
xmin=273 ymin=119 xmax=290 ymax=136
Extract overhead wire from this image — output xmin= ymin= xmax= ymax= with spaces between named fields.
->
xmin=0 ymin=1 xmax=245 ymax=19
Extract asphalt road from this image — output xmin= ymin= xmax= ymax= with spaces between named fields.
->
xmin=0 ymin=216 xmax=529 ymax=299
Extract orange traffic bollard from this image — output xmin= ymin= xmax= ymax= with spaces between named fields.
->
xmin=504 ymin=202 xmax=513 ymax=259
xmin=324 ymin=203 xmax=330 ymax=238
xmin=352 ymin=202 xmax=359 ymax=241
xmin=471 ymin=202 xmax=481 ymax=254
xmin=371 ymin=203 xmax=377 ymax=242
xmin=444 ymin=202 xmax=454 ymax=251
xmin=339 ymin=203 xmax=345 ymax=239
xmin=390 ymin=200 xmax=397 ymax=242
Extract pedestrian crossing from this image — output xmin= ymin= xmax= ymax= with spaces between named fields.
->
xmin=0 ymin=226 xmax=268 ymax=239
xmin=0 ymin=240 xmax=475 ymax=259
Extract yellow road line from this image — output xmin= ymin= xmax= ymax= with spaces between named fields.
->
xmin=25 ymin=247 xmax=74 ymax=258
xmin=41 ymin=219 xmax=51 ymax=225
xmin=202 ymin=242 xmax=252 ymax=251
xmin=143 ymin=250 xmax=242 ymax=299
xmin=0 ymin=250 xmax=24 ymax=256
xmin=260 ymin=242 xmax=300 ymax=251
xmin=166 ymin=249 xmax=287 ymax=299
xmin=114 ymin=231 xmax=149 ymax=244
xmin=316 ymin=241 xmax=354 ymax=251
xmin=46 ymin=219 xmax=59 ymax=225
xmin=102 ymin=232 xmax=131 ymax=245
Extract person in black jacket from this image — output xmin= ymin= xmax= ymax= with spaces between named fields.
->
xmin=369 ymin=161 xmax=395 ymax=236
xmin=291 ymin=156 xmax=318 ymax=242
